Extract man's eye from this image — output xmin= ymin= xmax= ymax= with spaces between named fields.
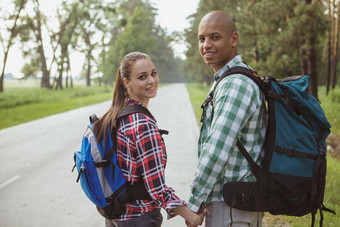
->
xmin=198 ymin=37 xmax=205 ymax=42
xmin=212 ymin=36 xmax=219 ymax=40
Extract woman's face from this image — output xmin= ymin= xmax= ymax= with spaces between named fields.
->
xmin=123 ymin=58 xmax=159 ymax=107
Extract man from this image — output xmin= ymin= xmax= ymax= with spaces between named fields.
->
xmin=187 ymin=11 xmax=266 ymax=227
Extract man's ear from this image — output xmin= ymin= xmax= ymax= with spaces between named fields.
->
xmin=231 ymin=31 xmax=239 ymax=47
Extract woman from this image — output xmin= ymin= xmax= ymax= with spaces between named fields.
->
xmin=93 ymin=52 xmax=205 ymax=227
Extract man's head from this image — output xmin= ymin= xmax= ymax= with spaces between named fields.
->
xmin=198 ymin=11 xmax=238 ymax=73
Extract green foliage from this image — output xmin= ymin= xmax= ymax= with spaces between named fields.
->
xmin=0 ymin=86 xmax=112 ymax=129
xmin=183 ymin=0 xmax=330 ymax=89
xmin=103 ymin=1 xmax=183 ymax=84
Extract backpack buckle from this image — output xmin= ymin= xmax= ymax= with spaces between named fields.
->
xmin=94 ymin=160 xmax=111 ymax=167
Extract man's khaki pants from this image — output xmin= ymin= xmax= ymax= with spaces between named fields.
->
xmin=205 ymin=201 xmax=264 ymax=227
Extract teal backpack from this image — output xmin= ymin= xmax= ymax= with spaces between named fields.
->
xmin=201 ymin=66 xmax=336 ymax=226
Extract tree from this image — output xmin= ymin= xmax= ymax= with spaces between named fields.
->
xmin=183 ymin=0 xmax=328 ymax=97
xmin=325 ymin=0 xmax=340 ymax=94
xmin=53 ymin=1 xmax=82 ymax=90
xmin=18 ymin=0 xmax=52 ymax=89
xmin=0 ymin=0 xmax=27 ymax=92
xmin=76 ymin=0 xmax=118 ymax=87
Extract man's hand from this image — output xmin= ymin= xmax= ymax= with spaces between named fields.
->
xmin=185 ymin=208 xmax=206 ymax=227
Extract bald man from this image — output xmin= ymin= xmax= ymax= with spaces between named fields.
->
xmin=187 ymin=11 xmax=266 ymax=226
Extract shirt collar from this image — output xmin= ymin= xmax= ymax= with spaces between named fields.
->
xmin=213 ymin=55 xmax=243 ymax=81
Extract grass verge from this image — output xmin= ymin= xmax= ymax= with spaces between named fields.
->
xmin=0 ymin=86 xmax=112 ymax=129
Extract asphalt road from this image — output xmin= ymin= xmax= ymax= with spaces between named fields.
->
xmin=0 ymin=83 xmax=200 ymax=227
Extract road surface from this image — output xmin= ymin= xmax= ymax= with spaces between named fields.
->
xmin=0 ymin=84 xmax=200 ymax=227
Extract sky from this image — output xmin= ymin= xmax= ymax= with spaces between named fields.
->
xmin=1 ymin=0 xmax=200 ymax=78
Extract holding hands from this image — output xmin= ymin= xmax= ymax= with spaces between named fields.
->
xmin=185 ymin=208 xmax=206 ymax=227
xmin=173 ymin=205 xmax=206 ymax=227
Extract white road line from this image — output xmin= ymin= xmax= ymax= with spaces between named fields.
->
xmin=0 ymin=175 xmax=21 ymax=189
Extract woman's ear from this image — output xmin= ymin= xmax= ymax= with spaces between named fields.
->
xmin=122 ymin=77 xmax=130 ymax=90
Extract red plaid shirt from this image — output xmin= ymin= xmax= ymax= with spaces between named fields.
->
xmin=115 ymin=99 xmax=186 ymax=220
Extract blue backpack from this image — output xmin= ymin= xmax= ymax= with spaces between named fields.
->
xmin=72 ymin=104 xmax=154 ymax=219
xmin=201 ymin=66 xmax=336 ymax=226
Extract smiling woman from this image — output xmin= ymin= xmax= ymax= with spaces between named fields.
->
xmin=89 ymin=52 xmax=205 ymax=227
xmin=122 ymin=57 xmax=159 ymax=107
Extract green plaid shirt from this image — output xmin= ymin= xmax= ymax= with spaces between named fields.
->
xmin=188 ymin=55 xmax=266 ymax=212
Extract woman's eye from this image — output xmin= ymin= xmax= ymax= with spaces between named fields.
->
xmin=151 ymin=72 xmax=157 ymax=76
xmin=138 ymin=75 xmax=146 ymax=80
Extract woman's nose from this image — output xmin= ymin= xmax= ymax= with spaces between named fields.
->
xmin=148 ymin=75 xmax=155 ymax=83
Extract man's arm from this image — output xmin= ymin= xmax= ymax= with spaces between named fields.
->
xmin=188 ymin=76 xmax=259 ymax=211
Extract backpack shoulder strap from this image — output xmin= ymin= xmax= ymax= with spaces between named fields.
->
xmin=116 ymin=104 xmax=153 ymax=120
xmin=117 ymin=104 xmax=168 ymax=136
xmin=101 ymin=105 xmax=152 ymax=162
xmin=89 ymin=114 xmax=99 ymax=123
xmin=215 ymin=66 xmax=263 ymax=94
xmin=201 ymin=66 xmax=262 ymax=123
xmin=105 ymin=104 xmax=169 ymax=162
xmin=201 ymin=66 xmax=264 ymax=173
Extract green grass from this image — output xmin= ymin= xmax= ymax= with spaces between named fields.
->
xmin=185 ymin=83 xmax=340 ymax=227
xmin=0 ymin=86 xmax=113 ymax=129
xmin=185 ymin=83 xmax=210 ymax=125
xmin=319 ymin=86 xmax=340 ymax=135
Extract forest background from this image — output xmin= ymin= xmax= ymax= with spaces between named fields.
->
xmin=1 ymin=0 xmax=340 ymax=226
xmin=1 ymin=0 xmax=339 ymax=95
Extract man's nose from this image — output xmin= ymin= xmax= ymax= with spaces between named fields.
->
xmin=203 ymin=38 xmax=212 ymax=49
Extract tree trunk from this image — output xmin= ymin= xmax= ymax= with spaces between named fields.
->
xmin=326 ymin=0 xmax=332 ymax=95
xmin=0 ymin=0 xmax=25 ymax=92
xmin=331 ymin=0 xmax=340 ymax=89
xmin=55 ymin=46 xmax=68 ymax=90
xmin=308 ymin=37 xmax=318 ymax=97
xmin=326 ymin=33 xmax=332 ymax=95
xmin=33 ymin=0 xmax=51 ymax=89
xmin=67 ymin=55 xmax=73 ymax=88
xmin=86 ymin=51 xmax=91 ymax=87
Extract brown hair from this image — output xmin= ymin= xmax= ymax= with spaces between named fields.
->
xmin=93 ymin=52 xmax=151 ymax=142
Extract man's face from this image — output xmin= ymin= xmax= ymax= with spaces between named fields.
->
xmin=198 ymin=20 xmax=238 ymax=73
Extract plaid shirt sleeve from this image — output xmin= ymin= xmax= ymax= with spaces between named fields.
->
xmin=188 ymin=75 xmax=262 ymax=212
